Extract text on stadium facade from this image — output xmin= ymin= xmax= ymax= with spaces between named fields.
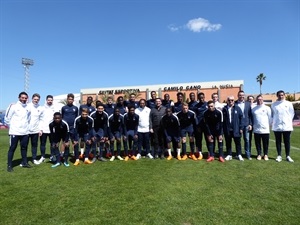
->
xmin=163 ymin=85 xmax=201 ymax=91
xmin=98 ymin=89 xmax=141 ymax=95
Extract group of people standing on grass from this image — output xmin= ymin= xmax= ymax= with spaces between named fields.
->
xmin=5 ymin=89 xmax=295 ymax=172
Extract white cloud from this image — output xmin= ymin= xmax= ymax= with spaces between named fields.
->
xmin=168 ymin=24 xmax=180 ymax=32
xmin=168 ymin=17 xmax=221 ymax=33
xmin=186 ymin=17 xmax=222 ymax=32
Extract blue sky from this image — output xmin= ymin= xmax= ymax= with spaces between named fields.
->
xmin=0 ymin=0 xmax=299 ymax=109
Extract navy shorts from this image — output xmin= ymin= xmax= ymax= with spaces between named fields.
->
xmin=110 ymin=131 xmax=121 ymax=139
xmin=94 ymin=128 xmax=105 ymax=140
xmin=180 ymin=126 xmax=194 ymax=137
xmin=165 ymin=133 xmax=180 ymax=143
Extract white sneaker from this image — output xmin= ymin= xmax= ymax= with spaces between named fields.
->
xmin=238 ymin=155 xmax=244 ymax=161
xmin=136 ymin=153 xmax=141 ymax=160
xmin=110 ymin=156 xmax=115 ymax=161
xmin=224 ymin=155 xmax=232 ymax=161
xmin=38 ymin=156 xmax=45 ymax=164
xmin=147 ymin=153 xmax=154 ymax=159
xmin=275 ymin=155 xmax=282 ymax=162
xmin=117 ymin=156 xmax=124 ymax=161
xmin=33 ymin=159 xmax=40 ymax=165
xmin=286 ymin=156 xmax=294 ymax=163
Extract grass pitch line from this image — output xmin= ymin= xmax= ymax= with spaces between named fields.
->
xmin=269 ymin=139 xmax=300 ymax=151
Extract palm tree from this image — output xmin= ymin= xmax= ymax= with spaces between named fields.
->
xmin=123 ymin=90 xmax=142 ymax=101
xmin=101 ymin=93 xmax=115 ymax=103
xmin=59 ymin=98 xmax=67 ymax=105
xmin=256 ymin=73 xmax=266 ymax=94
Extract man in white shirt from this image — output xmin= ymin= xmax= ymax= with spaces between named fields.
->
xmin=135 ymin=99 xmax=153 ymax=159
xmin=212 ymin=92 xmax=224 ymax=110
xmin=271 ymin=90 xmax=295 ymax=162
xmin=39 ymin=95 xmax=60 ymax=163
xmin=5 ymin=92 xmax=31 ymax=172
xmin=252 ymin=95 xmax=272 ymax=160
xmin=27 ymin=93 xmax=44 ymax=165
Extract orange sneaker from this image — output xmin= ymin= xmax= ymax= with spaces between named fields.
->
xmin=84 ymin=159 xmax=92 ymax=164
xmin=74 ymin=160 xmax=80 ymax=166
xmin=181 ymin=155 xmax=188 ymax=160
xmin=167 ymin=155 xmax=173 ymax=160
xmin=191 ymin=154 xmax=197 ymax=161
xmin=124 ymin=156 xmax=129 ymax=161
xmin=131 ymin=155 xmax=137 ymax=160
xmin=219 ymin=157 xmax=225 ymax=163
xmin=198 ymin=152 xmax=203 ymax=160
xmin=177 ymin=155 xmax=182 ymax=160
xmin=206 ymin=156 xmax=214 ymax=162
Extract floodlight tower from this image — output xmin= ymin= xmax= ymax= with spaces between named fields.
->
xmin=21 ymin=58 xmax=34 ymax=94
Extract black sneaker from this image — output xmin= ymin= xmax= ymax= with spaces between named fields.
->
xmin=7 ymin=166 xmax=13 ymax=172
xmin=98 ymin=157 xmax=107 ymax=162
xmin=21 ymin=163 xmax=32 ymax=168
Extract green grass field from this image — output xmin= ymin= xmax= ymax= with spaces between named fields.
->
xmin=0 ymin=128 xmax=300 ymax=225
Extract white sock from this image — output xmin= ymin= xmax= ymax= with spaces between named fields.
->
xmin=177 ymin=149 xmax=181 ymax=156
xmin=167 ymin=149 xmax=171 ymax=156
xmin=76 ymin=159 xmax=79 ymax=162
xmin=84 ymin=157 xmax=88 ymax=161
xmin=80 ymin=148 xmax=84 ymax=155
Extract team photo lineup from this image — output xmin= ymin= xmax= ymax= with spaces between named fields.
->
xmin=4 ymin=89 xmax=295 ymax=172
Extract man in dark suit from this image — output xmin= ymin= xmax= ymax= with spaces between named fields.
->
xmin=235 ymin=90 xmax=253 ymax=160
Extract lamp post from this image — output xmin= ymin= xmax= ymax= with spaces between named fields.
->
xmin=21 ymin=58 xmax=34 ymax=94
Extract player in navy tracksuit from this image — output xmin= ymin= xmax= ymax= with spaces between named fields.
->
xmin=188 ymin=92 xmax=198 ymax=112
xmin=49 ymin=112 xmax=70 ymax=168
xmin=79 ymin=96 xmax=96 ymax=156
xmin=125 ymin=93 xmax=139 ymax=110
xmin=108 ymin=108 xmax=125 ymax=161
xmin=204 ymin=100 xmax=224 ymax=162
xmin=161 ymin=108 xmax=181 ymax=160
xmin=73 ymin=108 xmax=94 ymax=165
xmin=176 ymin=102 xmax=198 ymax=160
xmin=104 ymin=96 xmax=115 ymax=116
xmin=123 ymin=106 xmax=139 ymax=161
xmin=61 ymin=93 xmax=78 ymax=158
xmin=79 ymin=96 xmax=96 ymax=115
xmin=173 ymin=92 xmax=184 ymax=113
xmin=90 ymin=103 xmax=109 ymax=161
xmin=115 ymin=96 xmax=127 ymax=115
xmin=162 ymin=93 xmax=174 ymax=109
xmin=194 ymin=92 xmax=208 ymax=160
xmin=146 ymin=91 xmax=157 ymax=109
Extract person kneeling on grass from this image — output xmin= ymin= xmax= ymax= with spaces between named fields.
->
xmin=49 ymin=112 xmax=70 ymax=168
xmin=108 ymin=108 xmax=125 ymax=161
xmin=73 ymin=108 xmax=94 ymax=166
xmin=123 ymin=106 xmax=139 ymax=161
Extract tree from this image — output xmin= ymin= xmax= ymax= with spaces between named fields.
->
xmin=59 ymin=99 xmax=67 ymax=105
xmin=123 ymin=90 xmax=142 ymax=101
xmin=286 ymin=94 xmax=295 ymax=101
xmin=101 ymin=93 xmax=114 ymax=103
xmin=256 ymin=73 xmax=266 ymax=94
